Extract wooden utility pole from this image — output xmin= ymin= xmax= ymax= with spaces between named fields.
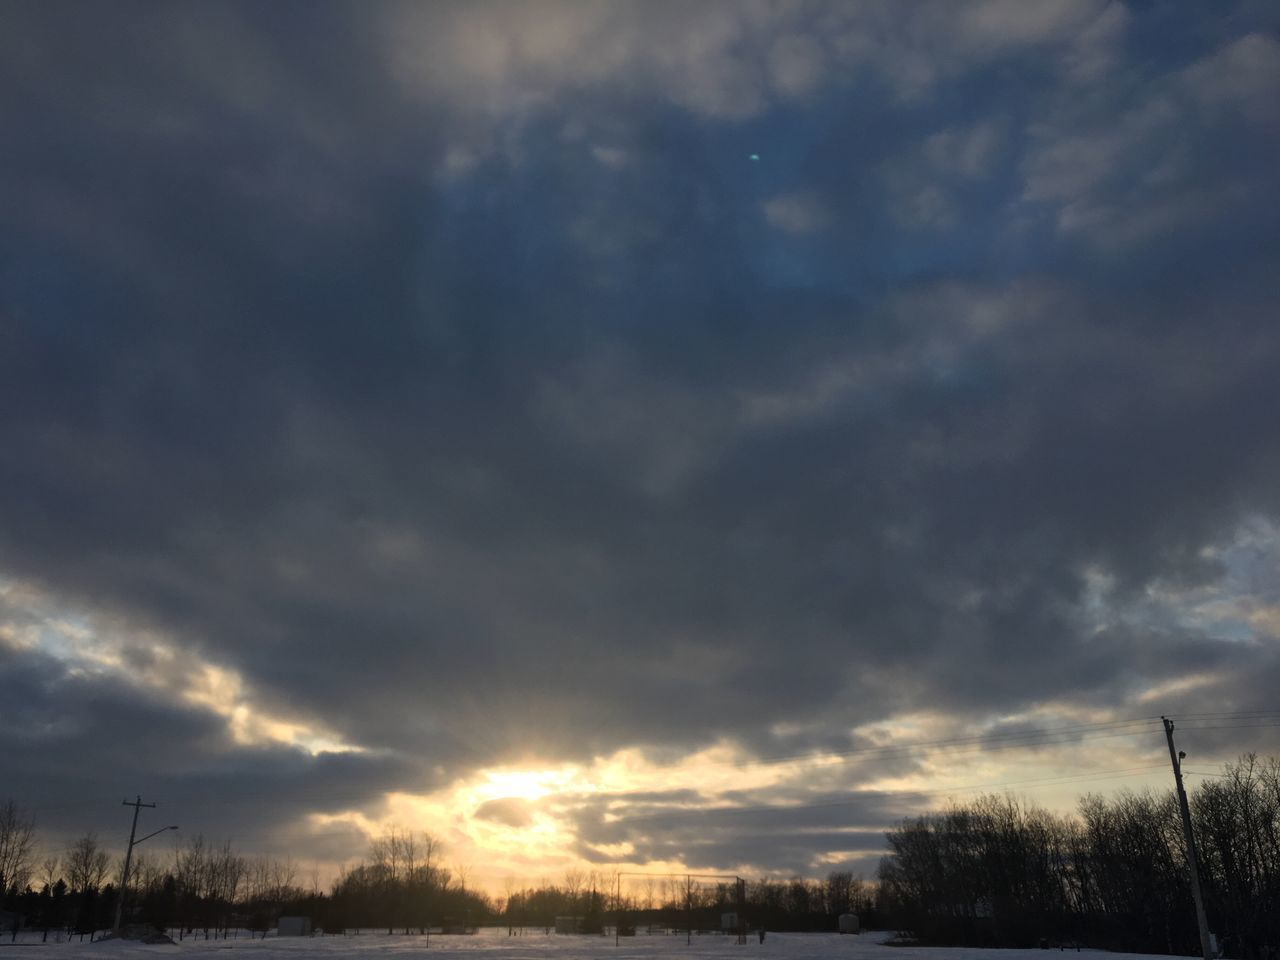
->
xmin=111 ymin=798 xmax=176 ymax=937
xmin=686 ymin=875 xmax=692 ymax=946
xmin=112 ymin=796 xmax=155 ymax=935
xmin=1162 ymin=717 xmax=1213 ymax=960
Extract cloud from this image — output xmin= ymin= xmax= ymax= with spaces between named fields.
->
xmin=1 ymin=0 xmax=1279 ymax=884
xmin=474 ymin=798 xmax=536 ymax=828
xmin=379 ymin=0 xmax=1132 ymax=130
xmin=762 ymin=191 xmax=829 ymax=234
xmin=0 ymin=630 xmax=425 ymax=860
xmin=566 ymin=787 xmax=925 ymax=875
xmin=1184 ymin=33 xmax=1280 ymax=124
xmin=591 ymin=145 xmax=629 ymax=168
xmin=385 ymin=2 xmax=779 ymax=120
xmin=1020 ymin=29 xmax=1280 ymax=248
xmin=1061 ymin=2 xmax=1130 ymax=83
xmin=768 ymin=34 xmax=827 ymax=97
xmin=884 ymin=117 xmax=1007 ymax=228
xmin=923 ymin=120 xmax=1006 ymax=180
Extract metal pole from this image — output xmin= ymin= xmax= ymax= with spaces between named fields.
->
xmin=1162 ymin=717 xmax=1213 ymax=960
xmin=687 ymin=875 xmax=692 ymax=946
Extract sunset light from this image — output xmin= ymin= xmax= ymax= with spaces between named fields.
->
xmin=2 ymin=1 xmax=1278 ymax=953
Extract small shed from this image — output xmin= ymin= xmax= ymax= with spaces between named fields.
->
xmin=441 ymin=922 xmax=478 ymax=935
xmin=277 ymin=917 xmax=312 ymax=937
xmin=721 ymin=912 xmax=739 ymax=932
xmin=838 ymin=913 xmax=859 ymax=934
xmin=554 ymin=916 xmax=584 ymax=934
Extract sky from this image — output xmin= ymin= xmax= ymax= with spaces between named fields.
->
xmin=2 ymin=0 xmax=1280 ymax=895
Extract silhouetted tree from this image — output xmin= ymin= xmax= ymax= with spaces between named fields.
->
xmin=0 ymin=801 xmax=37 ymax=898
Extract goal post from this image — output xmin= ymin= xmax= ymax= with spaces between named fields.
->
xmin=614 ymin=872 xmax=749 ymax=945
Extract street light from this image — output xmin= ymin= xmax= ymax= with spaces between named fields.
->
xmin=135 ymin=825 xmax=180 ymax=846
xmin=112 ymin=824 xmax=178 ymax=934
xmin=112 ymin=796 xmax=178 ymax=936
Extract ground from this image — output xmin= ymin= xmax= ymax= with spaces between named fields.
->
xmin=0 ymin=928 xmax=1197 ymax=960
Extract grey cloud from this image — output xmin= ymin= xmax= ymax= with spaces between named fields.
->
xmin=2 ymin=0 xmax=1279 ymax=878
xmin=0 ymin=634 xmax=430 ymax=864
xmin=762 ymin=192 xmax=829 ymax=234
xmin=474 ymin=798 xmax=536 ymax=828
xmin=567 ymin=789 xmax=919 ymax=874
xmin=1021 ymin=29 xmax=1280 ymax=246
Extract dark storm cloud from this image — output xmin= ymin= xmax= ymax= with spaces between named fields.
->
xmin=3 ymin=0 xmax=1280 ymax=873
xmin=0 ymin=631 xmax=431 ymax=858
xmin=564 ymin=788 xmax=920 ymax=874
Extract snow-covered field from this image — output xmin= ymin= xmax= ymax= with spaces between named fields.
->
xmin=0 ymin=928 xmax=1195 ymax=960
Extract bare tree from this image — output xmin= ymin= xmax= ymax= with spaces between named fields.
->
xmin=397 ymin=831 xmax=418 ymax=933
xmin=564 ymin=869 xmax=584 ymax=912
xmin=246 ymin=854 xmax=272 ymax=903
xmin=172 ymin=833 xmax=209 ymax=936
xmin=269 ymin=856 xmax=297 ymax=901
xmin=66 ymin=833 xmax=111 ymax=894
xmin=400 ymin=833 xmax=418 ymax=885
xmin=418 ymin=833 xmax=439 ymax=933
xmin=504 ymin=877 xmax=517 ymax=930
xmin=0 ymin=800 xmax=37 ymax=894
xmin=128 ymin=850 xmax=165 ymax=897
xmin=825 ymin=870 xmax=853 ymax=915
xmin=174 ymin=834 xmax=207 ymax=898
xmin=38 ymin=854 xmax=61 ymax=892
xmin=211 ymin=841 xmax=247 ymax=906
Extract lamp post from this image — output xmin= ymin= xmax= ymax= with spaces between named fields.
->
xmin=112 ymin=796 xmax=177 ymax=937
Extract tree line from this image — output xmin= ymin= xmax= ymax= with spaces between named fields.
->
xmin=3 ymin=802 xmax=876 ymax=938
xmin=0 ymin=813 xmax=323 ymax=939
xmin=877 ymin=754 xmax=1280 ymax=958
xmin=498 ymin=869 xmax=876 ymax=934
xmin=327 ymin=827 xmax=491 ymax=932
xmin=0 ymin=814 xmax=498 ymax=938
xmin=9 ymin=755 xmax=1274 ymax=950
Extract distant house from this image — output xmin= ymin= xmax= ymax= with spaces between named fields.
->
xmin=554 ymin=916 xmax=584 ymax=934
xmin=277 ymin=917 xmax=312 ymax=937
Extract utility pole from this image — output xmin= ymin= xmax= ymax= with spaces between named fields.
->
xmin=1162 ymin=717 xmax=1213 ymax=960
xmin=686 ymin=875 xmax=692 ymax=947
xmin=112 ymin=797 xmax=176 ymax=937
xmin=113 ymin=796 xmax=154 ymax=935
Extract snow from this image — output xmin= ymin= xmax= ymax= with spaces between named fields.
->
xmin=0 ymin=928 xmax=1197 ymax=960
